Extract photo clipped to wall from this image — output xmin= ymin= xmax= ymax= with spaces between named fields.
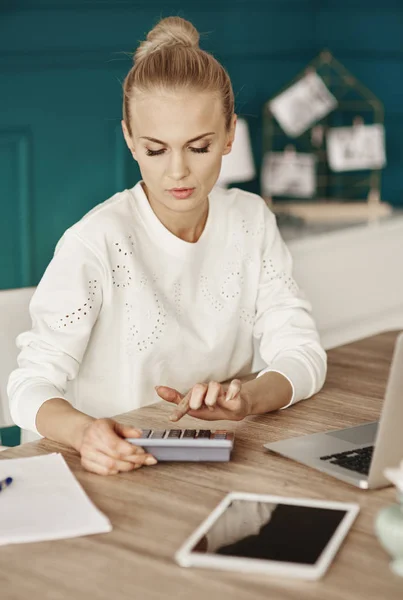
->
xmin=269 ymin=72 xmax=337 ymax=138
xmin=326 ymin=123 xmax=386 ymax=172
xmin=261 ymin=151 xmax=316 ymax=198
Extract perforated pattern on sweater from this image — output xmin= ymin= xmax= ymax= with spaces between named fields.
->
xmin=173 ymin=281 xmax=182 ymax=316
xmin=125 ymin=271 xmax=168 ymax=354
xmin=220 ymin=260 xmax=244 ymax=300
xmin=240 ymin=307 xmax=255 ymax=326
xmin=48 ymin=279 xmax=100 ymax=330
xmin=262 ymin=258 xmax=298 ymax=293
xmin=111 ymin=237 xmax=135 ymax=288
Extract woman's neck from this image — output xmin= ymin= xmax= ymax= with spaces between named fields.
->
xmin=143 ymin=184 xmax=209 ymax=243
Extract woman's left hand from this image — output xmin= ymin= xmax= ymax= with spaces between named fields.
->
xmin=155 ymin=379 xmax=251 ymax=422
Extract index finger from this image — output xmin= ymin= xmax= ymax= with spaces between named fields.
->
xmin=225 ymin=379 xmax=242 ymax=402
xmin=169 ymin=390 xmax=191 ymax=422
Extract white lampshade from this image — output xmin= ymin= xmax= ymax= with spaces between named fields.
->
xmin=217 ymin=118 xmax=256 ymax=186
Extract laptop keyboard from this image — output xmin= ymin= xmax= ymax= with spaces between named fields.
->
xmin=319 ymin=445 xmax=374 ymax=475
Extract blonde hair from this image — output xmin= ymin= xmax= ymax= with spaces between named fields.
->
xmin=123 ymin=17 xmax=234 ymax=135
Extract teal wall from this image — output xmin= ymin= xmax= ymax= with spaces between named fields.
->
xmin=1 ymin=0 xmax=402 ymax=291
xmin=0 ymin=426 xmax=20 ymax=447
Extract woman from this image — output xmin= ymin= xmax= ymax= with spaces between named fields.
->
xmin=8 ymin=17 xmax=326 ymax=475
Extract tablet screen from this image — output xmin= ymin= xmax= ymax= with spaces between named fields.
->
xmin=190 ymin=499 xmax=348 ymax=565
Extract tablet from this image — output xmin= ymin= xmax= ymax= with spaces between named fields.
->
xmin=175 ymin=492 xmax=359 ymax=580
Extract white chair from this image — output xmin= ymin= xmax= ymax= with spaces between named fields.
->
xmin=0 ymin=287 xmax=40 ymax=447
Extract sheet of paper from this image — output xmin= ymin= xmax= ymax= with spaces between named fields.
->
xmin=0 ymin=453 xmax=112 ymax=545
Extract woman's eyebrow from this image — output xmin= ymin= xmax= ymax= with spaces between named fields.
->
xmin=139 ymin=132 xmax=216 ymax=145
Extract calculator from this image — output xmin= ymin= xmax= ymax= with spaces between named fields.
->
xmin=127 ymin=429 xmax=234 ymax=462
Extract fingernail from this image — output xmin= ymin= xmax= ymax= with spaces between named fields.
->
xmin=145 ymin=456 xmax=157 ymax=466
xmin=169 ymin=414 xmax=177 ymax=422
xmin=129 ymin=428 xmax=142 ymax=436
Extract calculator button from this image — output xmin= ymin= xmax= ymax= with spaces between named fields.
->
xmin=150 ymin=430 xmax=166 ymax=439
xmin=197 ymin=430 xmax=212 ymax=438
xmin=212 ymin=433 xmax=227 ymax=440
xmin=139 ymin=429 xmax=152 ymax=439
xmin=183 ymin=429 xmax=197 ymax=438
xmin=167 ymin=429 xmax=181 ymax=438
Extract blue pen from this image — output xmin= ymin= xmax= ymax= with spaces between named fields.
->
xmin=0 ymin=477 xmax=13 ymax=492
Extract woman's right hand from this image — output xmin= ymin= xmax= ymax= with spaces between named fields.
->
xmin=76 ymin=418 xmax=157 ymax=475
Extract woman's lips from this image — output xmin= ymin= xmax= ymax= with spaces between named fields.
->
xmin=168 ymin=188 xmax=195 ymax=199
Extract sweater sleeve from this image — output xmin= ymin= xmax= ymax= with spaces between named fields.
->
xmin=7 ymin=231 xmax=104 ymax=433
xmin=253 ymin=205 xmax=327 ymax=408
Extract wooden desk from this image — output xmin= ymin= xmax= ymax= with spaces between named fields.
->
xmin=1 ymin=332 xmax=402 ymax=599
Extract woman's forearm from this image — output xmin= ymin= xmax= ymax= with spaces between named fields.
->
xmin=35 ymin=398 xmax=95 ymax=451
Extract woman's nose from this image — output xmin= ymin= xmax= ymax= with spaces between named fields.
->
xmin=167 ymin=151 xmax=190 ymax=181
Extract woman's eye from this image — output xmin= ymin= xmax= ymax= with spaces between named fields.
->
xmin=190 ymin=144 xmax=211 ymax=154
xmin=146 ymin=148 xmax=165 ymax=156
xmin=145 ymin=144 xmax=211 ymax=157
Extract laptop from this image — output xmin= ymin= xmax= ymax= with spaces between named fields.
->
xmin=264 ymin=332 xmax=403 ymax=489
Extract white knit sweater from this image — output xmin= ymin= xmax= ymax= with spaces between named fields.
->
xmin=8 ymin=182 xmax=327 ymax=433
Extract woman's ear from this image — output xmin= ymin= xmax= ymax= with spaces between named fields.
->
xmin=121 ymin=120 xmax=137 ymax=161
xmin=222 ymin=114 xmax=237 ymax=156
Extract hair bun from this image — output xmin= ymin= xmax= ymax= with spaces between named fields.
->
xmin=134 ymin=17 xmax=200 ymax=63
